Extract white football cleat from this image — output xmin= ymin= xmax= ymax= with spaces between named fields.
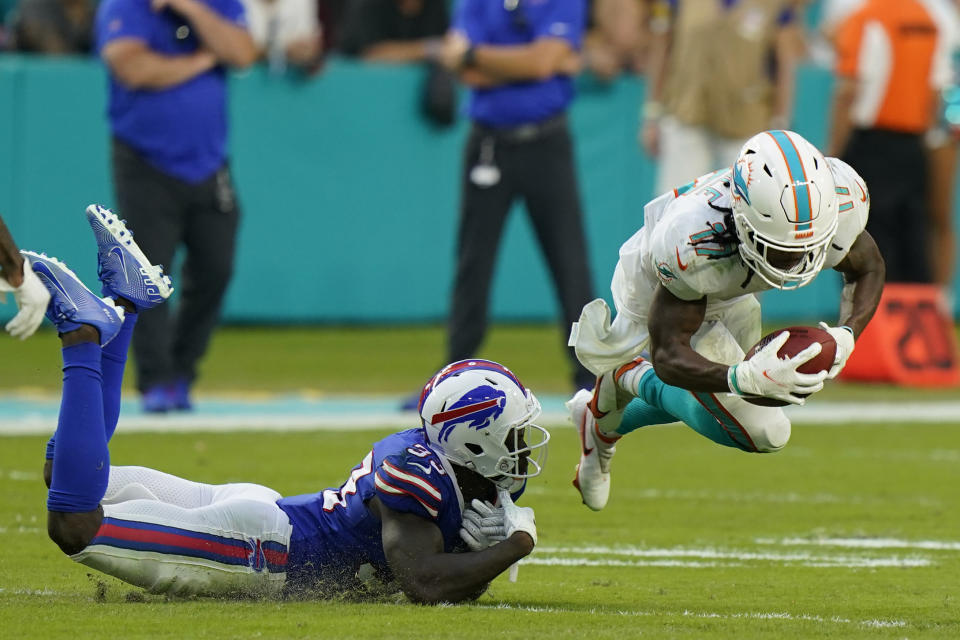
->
xmin=568 ymin=389 xmax=620 ymax=511
xmin=570 ymin=357 xmax=653 ymax=511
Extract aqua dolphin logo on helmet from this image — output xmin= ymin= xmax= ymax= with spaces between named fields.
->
xmin=733 ymin=159 xmax=752 ymax=205
xmin=432 ymin=385 xmax=507 ymax=442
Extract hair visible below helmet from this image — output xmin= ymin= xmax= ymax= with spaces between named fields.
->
xmin=418 ymin=359 xmax=548 ymax=490
xmin=729 ymin=130 xmax=839 ymax=290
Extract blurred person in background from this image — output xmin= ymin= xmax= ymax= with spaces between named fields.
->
xmin=7 ymin=0 xmax=95 ymax=53
xmin=338 ymin=0 xmax=454 ymax=125
xmin=582 ymin=0 xmax=649 ymax=81
xmin=315 ymin=0 xmax=345 ymax=54
xmin=0 ymin=214 xmax=50 ymax=340
xmin=641 ymin=0 xmax=805 ymax=195
xmin=95 ymin=0 xmax=256 ymax=412
xmin=923 ymin=0 xmax=960 ymax=313
xmin=241 ymin=0 xmax=323 ymax=73
xmin=438 ymin=0 xmax=596 ymax=395
xmin=827 ymin=0 xmax=952 ymax=284
xmin=338 ymin=0 xmax=448 ymax=63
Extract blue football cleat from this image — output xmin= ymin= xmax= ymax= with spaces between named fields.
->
xmin=85 ymin=204 xmax=173 ymax=311
xmin=22 ymin=250 xmax=125 ymax=346
xmin=170 ymin=378 xmax=193 ymax=411
xmin=141 ymin=384 xmax=173 ymax=413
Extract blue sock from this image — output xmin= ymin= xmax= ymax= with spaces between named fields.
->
xmin=44 ymin=313 xmax=137 ymax=460
xmin=47 ymin=342 xmax=109 ymax=513
xmin=101 ymin=312 xmax=137 ymax=441
xmin=616 ymin=398 xmax=676 ymax=435
xmin=619 ymin=367 xmax=756 ymax=451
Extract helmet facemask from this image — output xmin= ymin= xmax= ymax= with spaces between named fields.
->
xmin=733 ymin=209 xmax=837 ymax=290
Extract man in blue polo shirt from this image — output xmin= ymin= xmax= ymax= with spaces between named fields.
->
xmin=439 ymin=0 xmax=595 ymax=392
xmin=95 ymin=0 xmax=257 ymax=412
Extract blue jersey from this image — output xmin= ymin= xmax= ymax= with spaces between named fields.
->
xmin=277 ymin=429 xmax=465 ymax=591
xmin=95 ymin=0 xmax=246 ymax=183
xmin=453 ymin=0 xmax=585 ymax=127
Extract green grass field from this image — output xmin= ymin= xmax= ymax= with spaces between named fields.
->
xmin=1 ymin=326 xmax=959 ymax=638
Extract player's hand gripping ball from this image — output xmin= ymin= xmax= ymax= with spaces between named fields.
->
xmin=742 ymin=326 xmax=837 ymax=407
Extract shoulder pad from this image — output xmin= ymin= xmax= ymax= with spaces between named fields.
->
xmin=374 ymin=446 xmax=449 ymax=520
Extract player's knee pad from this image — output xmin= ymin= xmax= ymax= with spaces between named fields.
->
xmin=716 ymin=394 xmax=792 ymax=453
xmin=744 ymin=412 xmax=791 ymax=452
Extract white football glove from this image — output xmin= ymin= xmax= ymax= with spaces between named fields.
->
xmin=0 ymin=256 xmax=50 ymax=341
xmin=498 ymin=488 xmax=537 ymax=546
xmin=727 ymin=331 xmax=828 ymax=406
xmin=818 ymin=322 xmax=855 ymax=379
xmin=458 ymin=499 xmax=507 ymax=551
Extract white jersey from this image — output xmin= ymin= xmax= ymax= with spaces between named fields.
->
xmin=612 ymin=159 xmax=869 ymax=322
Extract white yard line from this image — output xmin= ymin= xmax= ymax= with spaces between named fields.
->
xmin=613 ymin=487 xmax=944 ymax=507
xmin=523 ymin=555 xmax=929 ymax=569
xmin=527 ymin=545 xmax=932 ymax=569
xmin=468 ymin=603 xmax=906 ymax=629
xmin=1 ymin=397 xmax=960 ymax=435
xmin=755 ymin=536 xmax=960 ymax=551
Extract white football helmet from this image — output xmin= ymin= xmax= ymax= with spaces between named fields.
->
xmin=730 ymin=130 xmax=839 ymax=290
xmin=418 ymin=359 xmax=549 ymax=490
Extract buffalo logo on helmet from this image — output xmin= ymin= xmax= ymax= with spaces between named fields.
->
xmin=431 ymin=385 xmax=507 ymax=443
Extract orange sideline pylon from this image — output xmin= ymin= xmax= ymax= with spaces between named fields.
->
xmin=840 ymin=284 xmax=960 ymax=386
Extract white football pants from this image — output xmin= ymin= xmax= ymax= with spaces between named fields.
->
xmin=71 ymin=466 xmax=292 ymax=597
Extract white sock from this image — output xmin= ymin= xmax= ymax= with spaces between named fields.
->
xmin=616 ymin=362 xmax=651 ymax=397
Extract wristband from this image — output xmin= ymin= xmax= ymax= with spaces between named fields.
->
xmin=727 ymin=365 xmax=744 ymax=396
xmin=839 ymin=325 xmax=854 ymax=336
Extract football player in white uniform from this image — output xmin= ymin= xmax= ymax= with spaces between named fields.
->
xmin=568 ymin=129 xmax=886 ymax=511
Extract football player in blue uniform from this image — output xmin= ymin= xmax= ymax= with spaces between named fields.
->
xmin=36 ymin=206 xmax=548 ymax=603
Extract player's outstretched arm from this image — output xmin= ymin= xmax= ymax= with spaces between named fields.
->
xmin=832 ymin=229 xmax=885 ymax=338
xmin=647 ymin=285 xmax=732 ymax=392
xmin=371 ymin=496 xmax=534 ymax=605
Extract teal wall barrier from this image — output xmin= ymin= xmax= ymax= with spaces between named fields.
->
xmin=0 ymin=57 xmax=955 ymax=325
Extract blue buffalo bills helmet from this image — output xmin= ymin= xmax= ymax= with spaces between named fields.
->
xmin=418 ymin=360 xmax=548 ymax=489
